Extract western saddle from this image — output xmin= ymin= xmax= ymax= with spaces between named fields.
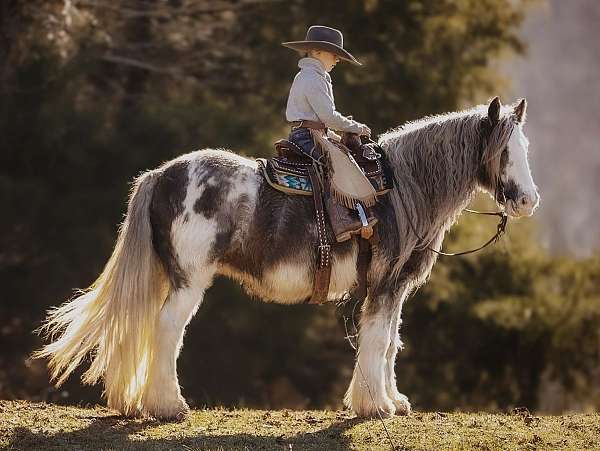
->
xmin=256 ymin=131 xmax=394 ymax=305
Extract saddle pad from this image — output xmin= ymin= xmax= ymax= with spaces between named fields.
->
xmin=257 ymin=157 xmax=393 ymax=197
xmin=257 ymin=158 xmax=313 ymax=195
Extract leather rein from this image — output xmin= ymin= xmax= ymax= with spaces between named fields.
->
xmin=371 ymin=137 xmax=509 ymax=257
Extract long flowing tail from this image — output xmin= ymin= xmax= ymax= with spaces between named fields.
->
xmin=34 ymin=169 xmax=169 ymax=416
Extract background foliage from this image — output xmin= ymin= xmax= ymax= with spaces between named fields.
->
xmin=1 ymin=0 xmax=598 ymax=413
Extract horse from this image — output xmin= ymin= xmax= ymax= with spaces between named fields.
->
xmin=36 ymin=97 xmax=539 ymax=420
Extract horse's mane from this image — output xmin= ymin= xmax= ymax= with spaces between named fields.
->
xmin=378 ymin=103 xmax=518 ymax=284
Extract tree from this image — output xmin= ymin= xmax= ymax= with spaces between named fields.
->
xmin=8 ymin=1 xmax=596 ymax=415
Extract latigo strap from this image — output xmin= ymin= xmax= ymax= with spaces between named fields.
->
xmin=307 ymin=168 xmax=332 ymax=304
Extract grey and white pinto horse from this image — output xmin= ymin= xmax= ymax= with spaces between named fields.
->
xmin=37 ymin=97 xmax=539 ymax=419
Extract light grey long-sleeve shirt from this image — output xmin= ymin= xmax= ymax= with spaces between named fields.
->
xmin=285 ymin=57 xmax=365 ymax=133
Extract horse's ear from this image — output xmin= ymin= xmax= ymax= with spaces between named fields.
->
xmin=514 ymin=98 xmax=527 ymax=123
xmin=487 ymin=96 xmax=501 ymax=125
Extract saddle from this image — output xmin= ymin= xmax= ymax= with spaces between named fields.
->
xmin=261 ymin=136 xmax=393 ymax=196
xmin=256 ymin=132 xmax=394 ymax=305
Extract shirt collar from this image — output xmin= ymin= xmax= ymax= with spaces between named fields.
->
xmin=298 ymin=57 xmax=331 ymax=82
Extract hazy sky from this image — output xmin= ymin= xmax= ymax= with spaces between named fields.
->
xmin=509 ymin=0 xmax=600 ymax=256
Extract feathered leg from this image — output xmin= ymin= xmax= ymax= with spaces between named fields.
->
xmin=141 ymin=268 xmax=216 ymax=419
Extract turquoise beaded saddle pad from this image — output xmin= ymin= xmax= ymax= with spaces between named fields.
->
xmin=256 ymin=153 xmax=393 ymax=197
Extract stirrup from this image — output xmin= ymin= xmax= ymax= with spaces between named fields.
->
xmin=356 ymin=203 xmax=374 ymax=240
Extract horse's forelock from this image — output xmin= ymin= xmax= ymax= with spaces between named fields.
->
xmin=480 ymin=109 xmax=520 ymax=195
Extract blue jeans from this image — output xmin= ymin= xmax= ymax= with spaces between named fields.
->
xmin=288 ymin=127 xmax=321 ymax=160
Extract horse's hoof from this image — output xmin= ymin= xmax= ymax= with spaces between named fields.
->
xmin=352 ymin=398 xmax=396 ymax=419
xmin=174 ymin=407 xmax=191 ymax=422
xmin=378 ymin=407 xmax=395 ymax=419
xmin=143 ymin=399 xmax=190 ymax=421
xmin=155 ymin=406 xmax=189 ymax=422
xmin=392 ymin=393 xmax=411 ymax=416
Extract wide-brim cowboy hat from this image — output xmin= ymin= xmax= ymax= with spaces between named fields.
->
xmin=282 ymin=25 xmax=362 ymax=66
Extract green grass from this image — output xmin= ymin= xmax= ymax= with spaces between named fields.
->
xmin=1 ymin=400 xmax=599 ymax=450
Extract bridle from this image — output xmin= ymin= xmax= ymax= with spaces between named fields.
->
xmin=372 ymin=134 xmax=510 ymax=257
xmin=396 ymin=175 xmax=508 ymax=257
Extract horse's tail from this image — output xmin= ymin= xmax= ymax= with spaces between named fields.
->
xmin=34 ymin=169 xmax=168 ymax=416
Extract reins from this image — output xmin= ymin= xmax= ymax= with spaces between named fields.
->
xmin=370 ymin=137 xmax=509 ymax=257
xmin=424 ymin=208 xmax=508 ymax=257
xmin=395 ymin=191 xmax=508 ymax=257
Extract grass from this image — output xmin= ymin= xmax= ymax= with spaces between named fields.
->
xmin=0 ymin=400 xmax=599 ymax=450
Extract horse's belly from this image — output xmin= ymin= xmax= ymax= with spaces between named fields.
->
xmin=263 ymin=261 xmax=313 ymax=303
xmin=220 ymin=246 xmax=358 ymax=305
xmin=265 ymin=255 xmax=358 ymax=304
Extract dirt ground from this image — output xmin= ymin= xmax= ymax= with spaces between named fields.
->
xmin=1 ymin=400 xmax=599 ymax=450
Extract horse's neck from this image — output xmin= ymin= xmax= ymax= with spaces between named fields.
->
xmin=387 ymin=127 xmax=480 ymax=231
xmin=423 ymin=173 xmax=477 ymax=234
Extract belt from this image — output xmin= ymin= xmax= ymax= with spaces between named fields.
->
xmin=289 ymin=120 xmax=327 ymax=130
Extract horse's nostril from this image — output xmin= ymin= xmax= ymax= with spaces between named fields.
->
xmin=521 ymin=196 xmax=528 ymax=205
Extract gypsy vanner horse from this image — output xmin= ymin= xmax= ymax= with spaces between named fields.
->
xmin=37 ymin=97 xmax=539 ymax=419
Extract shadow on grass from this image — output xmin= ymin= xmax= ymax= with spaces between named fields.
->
xmin=3 ymin=413 xmax=369 ymax=451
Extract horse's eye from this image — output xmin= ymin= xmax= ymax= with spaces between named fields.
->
xmin=500 ymin=147 xmax=509 ymax=169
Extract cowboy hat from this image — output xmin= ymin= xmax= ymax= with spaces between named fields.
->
xmin=282 ymin=25 xmax=362 ymax=66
